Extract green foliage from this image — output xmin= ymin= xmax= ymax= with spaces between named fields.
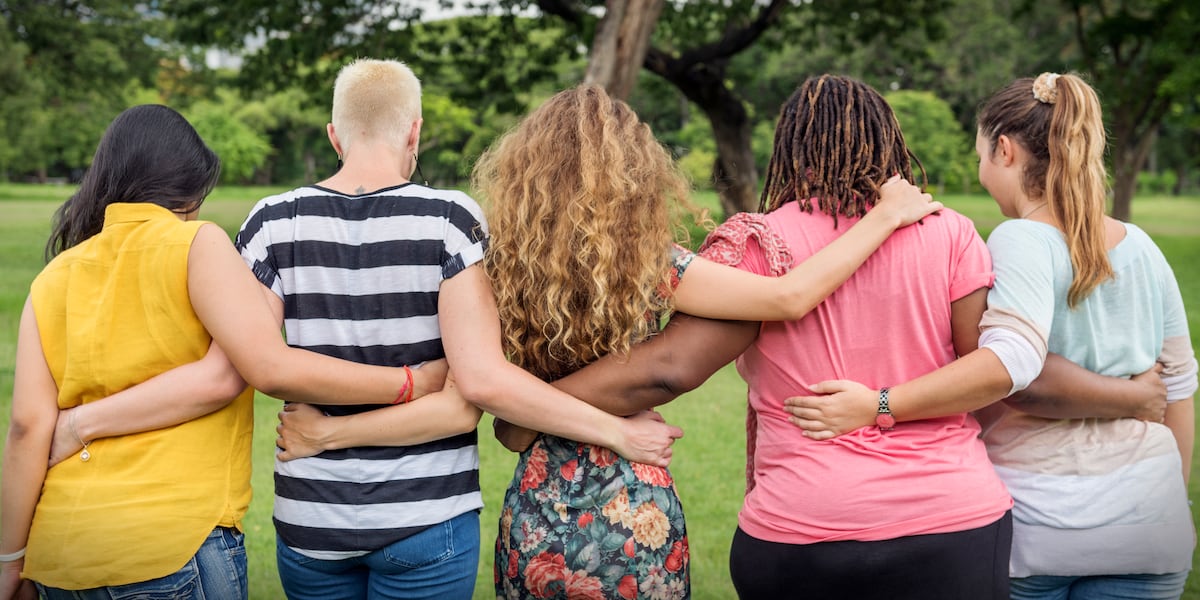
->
xmin=886 ymin=90 xmax=975 ymax=192
xmin=419 ymin=92 xmax=482 ymax=183
xmin=1137 ymin=171 xmax=1180 ymax=195
xmin=186 ymin=96 xmax=272 ymax=184
xmin=678 ymin=148 xmax=716 ymax=191
xmin=0 ymin=1 xmax=169 ymax=180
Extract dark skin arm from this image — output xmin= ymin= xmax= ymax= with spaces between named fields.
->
xmin=495 ymin=314 xmax=760 ymax=452
xmin=1005 ymin=356 xmax=1167 ymax=422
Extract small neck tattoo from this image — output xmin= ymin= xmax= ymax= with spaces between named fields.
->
xmin=1020 ymin=203 xmax=1048 ymax=219
xmin=354 ymin=186 xmax=366 ymax=194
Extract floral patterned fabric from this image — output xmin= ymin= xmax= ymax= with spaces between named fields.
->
xmin=495 ymin=437 xmax=689 ymax=599
xmin=495 ymin=248 xmax=696 ymax=599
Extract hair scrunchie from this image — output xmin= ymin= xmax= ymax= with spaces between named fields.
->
xmin=1033 ymin=72 xmax=1060 ymax=104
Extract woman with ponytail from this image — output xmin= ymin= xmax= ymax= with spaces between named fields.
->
xmin=787 ymin=73 xmax=1195 ymax=598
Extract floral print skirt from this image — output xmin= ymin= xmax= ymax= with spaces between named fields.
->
xmin=495 ymin=435 xmax=689 ymax=599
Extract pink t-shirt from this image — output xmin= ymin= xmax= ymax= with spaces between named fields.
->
xmin=714 ymin=203 xmax=1013 ymax=544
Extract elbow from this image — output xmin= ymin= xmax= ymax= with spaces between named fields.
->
xmin=7 ymin=410 xmax=54 ymax=446
xmin=240 ymin=358 xmax=287 ymax=399
xmin=453 ymin=367 xmax=504 ymax=413
xmin=206 ymin=366 xmax=249 ymax=409
xmin=779 ymin=290 xmax=818 ymax=322
xmin=655 ymin=370 xmax=703 ymax=401
xmin=649 ymin=349 xmax=709 ymax=402
xmin=455 ymin=404 xmax=484 ymax=435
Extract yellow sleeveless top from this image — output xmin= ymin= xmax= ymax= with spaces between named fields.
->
xmin=24 ymin=203 xmax=254 ymax=589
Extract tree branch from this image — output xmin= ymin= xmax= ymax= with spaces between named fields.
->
xmin=1073 ymin=3 xmax=1097 ymax=74
xmin=670 ymin=0 xmax=788 ymax=68
xmin=534 ymin=0 xmax=586 ymax=26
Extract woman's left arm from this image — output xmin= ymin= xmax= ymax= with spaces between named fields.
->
xmin=673 ymin=176 xmax=940 ymax=321
xmin=1 ymin=299 xmax=60 ymax=596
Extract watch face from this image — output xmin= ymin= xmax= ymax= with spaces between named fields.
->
xmin=876 ymin=413 xmax=896 ymax=429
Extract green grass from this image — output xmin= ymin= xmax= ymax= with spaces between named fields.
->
xmin=1 ymin=183 xmax=1199 ymax=599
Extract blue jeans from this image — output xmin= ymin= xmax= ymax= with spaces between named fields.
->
xmin=276 ymin=510 xmax=479 ymax=600
xmin=37 ymin=526 xmax=247 ymax=600
xmin=1010 ymin=571 xmax=1190 ymax=600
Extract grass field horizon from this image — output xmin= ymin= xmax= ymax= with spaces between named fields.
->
xmin=1 ymin=183 xmax=1199 ymax=599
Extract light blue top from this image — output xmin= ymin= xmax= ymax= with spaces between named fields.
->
xmin=985 ymin=219 xmax=1195 ymax=397
xmin=979 ymin=218 xmax=1196 ymax=577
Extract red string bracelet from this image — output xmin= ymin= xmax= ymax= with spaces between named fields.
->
xmin=393 ymin=365 xmax=414 ymax=404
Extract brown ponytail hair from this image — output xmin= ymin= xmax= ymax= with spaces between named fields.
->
xmin=977 ymin=73 xmax=1112 ymax=307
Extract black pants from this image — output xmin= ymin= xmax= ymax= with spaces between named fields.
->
xmin=729 ymin=511 xmax=1012 ymax=600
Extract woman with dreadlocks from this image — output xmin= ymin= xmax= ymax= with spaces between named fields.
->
xmin=787 ymin=73 xmax=1195 ymax=599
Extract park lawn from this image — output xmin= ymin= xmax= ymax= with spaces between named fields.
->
xmin=0 ymin=183 xmax=1197 ymax=599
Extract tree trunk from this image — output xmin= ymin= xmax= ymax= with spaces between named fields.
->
xmin=584 ymin=0 xmax=665 ymax=100
xmin=1109 ymin=124 xmax=1157 ymax=222
xmin=647 ymin=53 xmax=760 ymax=216
xmin=708 ymin=109 xmax=759 ymax=217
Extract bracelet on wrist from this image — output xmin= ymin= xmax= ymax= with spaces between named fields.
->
xmin=393 ymin=366 xmax=414 ymax=404
xmin=0 ymin=547 xmax=25 ymax=562
xmin=69 ymin=409 xmax=93 ymax=462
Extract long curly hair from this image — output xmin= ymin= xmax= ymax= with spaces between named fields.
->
xmin=473 ymin=85 xmax=696 ymax=381
xmin=760 ymin=75 xmax=925 ymax=227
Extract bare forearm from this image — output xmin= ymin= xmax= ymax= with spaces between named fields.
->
xmin=320 ymin=393 xmax=481 ymax=450
xmin=0 ymin=430 xmax=50 ymax=556
xmin=459 ymin=361 xmax=628 ymax=449
xmin=891 ymin=349 xmax=1013 ymax=422
xmin=72 ymin=344 xmax=245 ymax=442
xmin=1165 ymin=398 xmax=1194 ymax=485
xmin=551 ymin=353 xmax=675 ymax=416
xmin=552 ymin=314 xmax=757 ymax=415
xmin=1005 ymin=353 xmax=1158 ymax=419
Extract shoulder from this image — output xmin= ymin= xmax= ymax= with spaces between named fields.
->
xmin=239 ymin=187 xmax=318 ymax=233
xmin=986 ymin=219 xmax=1059 ymax=252
xmin=408 ymin=185 xmax=482 ymax=212
xmin=1121 ymin=222 xmax=1158 ymax=252
xmin=700 ymin=212 xmax=792 ymax=275
xmin=406 ymin=185 xmax=488 ymax=230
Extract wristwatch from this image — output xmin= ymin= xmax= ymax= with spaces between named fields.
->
xmin=876 ymin=387 xmax=895 ymax=430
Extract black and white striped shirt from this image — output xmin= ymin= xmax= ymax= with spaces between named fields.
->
xmin=236 ymin=183 xmax=486 ymax=559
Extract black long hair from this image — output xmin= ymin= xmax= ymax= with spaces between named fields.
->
xmin=45 ymin=104 xmax=221 ymax=260
xmin=759 ymin=75 xmax=926 ymax=227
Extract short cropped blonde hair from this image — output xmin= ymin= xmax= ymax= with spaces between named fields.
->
xmin=331 ymin=58 xmax=421 ymax=152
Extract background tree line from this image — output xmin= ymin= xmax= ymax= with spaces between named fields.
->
xmin=1 ymin=0 xmax=1196 ymax=221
